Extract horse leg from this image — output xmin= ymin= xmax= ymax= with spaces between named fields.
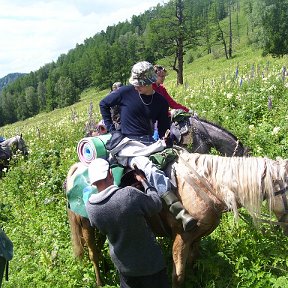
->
xmin=68 ymin=209 xmax=104 ymax=286
xmin=171 ymin=233 xmax=192 ymax=288
xmin=81 ymin=217 xmax=105 ymax=287
xmin=187 ymin=240 xmax=200 ymax=266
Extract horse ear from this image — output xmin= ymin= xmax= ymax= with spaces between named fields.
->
xmin=20 ymin=133 xmax=23 ymax=138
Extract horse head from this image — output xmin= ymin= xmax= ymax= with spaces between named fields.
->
xmin=272 ymin=193 xmax=288 ymax=236
xmin=269 ymin=167 xmax=288 ymax=236
xmin=14 ymin=134 xmax=29 ymax=156
xmin=171 ymin=113 xmax=250 ymax=156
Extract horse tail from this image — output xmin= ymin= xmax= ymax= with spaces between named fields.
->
xmin=67 ymin=209 xmax=85 ymax=259
xmin=66 ymin=162 xmax=86 ymax=259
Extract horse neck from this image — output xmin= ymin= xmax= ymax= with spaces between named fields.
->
xmin=191 ymin=117 xmax=244 ymax=156
xmin=0 ymin=136 xmax=19 ymax=152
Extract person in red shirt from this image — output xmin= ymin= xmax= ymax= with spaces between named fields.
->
xmin=152 ymin=65 xmax=190 ymax=112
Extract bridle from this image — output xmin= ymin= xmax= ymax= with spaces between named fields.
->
xmin=274 ymin=182 xmax=288 ymax=222
xmin=13 ymin=136 xmax=29 ymax=155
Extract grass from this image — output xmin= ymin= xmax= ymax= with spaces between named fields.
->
xmin=0 ymin=44 xmax=288 ymax=287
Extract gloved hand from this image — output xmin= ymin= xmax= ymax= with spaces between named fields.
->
xmin=152 ymin=129 xmax=159 ymax=141
xmin=189 ymin=109 xmax=198 ymax=117
xmin=163 ymin=129 xmax=173 ymax=148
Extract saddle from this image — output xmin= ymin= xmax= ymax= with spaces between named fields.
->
xmin=170 ymin=110 xmax=191 ymax=144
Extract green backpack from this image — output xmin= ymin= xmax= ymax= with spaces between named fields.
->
xmin=149 ymin=148 xmax=178 ymax=170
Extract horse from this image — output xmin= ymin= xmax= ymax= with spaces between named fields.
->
xmin=86 ymin=114 xmax=250 ymax=157
xmin=0 ymin=134 xmax=29 ymax=176
xmin=65 ymin=149 xmax=288 ymax=287
xmin=171 ymin=114 xmax=250 ymax=156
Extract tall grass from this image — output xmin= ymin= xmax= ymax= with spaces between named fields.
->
xmin=0 ymin=50 xmax=288 ymax=287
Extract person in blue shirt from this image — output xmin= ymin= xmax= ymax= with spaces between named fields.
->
xmin=99 ymin=61 xmax=198 ymax=232
xmin=100 ymin=61 xmax=170 ymax=145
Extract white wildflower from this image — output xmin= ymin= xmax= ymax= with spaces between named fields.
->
xmin=268 ymin=84 xmax=276 ymax=91
xmin=272 ymin=127 xmax=280 ymax=135
xmin=226 ymin=92 xmax=233 ymax=99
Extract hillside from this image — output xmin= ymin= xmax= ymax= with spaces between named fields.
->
xmin=0 ymin=44 xmax=287 ymax=288
xmin=2 ymin=0 xmax=283 ymax=128
xmin=0 ymin=73 xmax=26 ymax=92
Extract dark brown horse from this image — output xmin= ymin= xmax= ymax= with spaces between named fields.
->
xmin=65 ymin=149 xmax=288 ymax=287
xmin=171 ymin=114 xmax=250 ymax=156
xmin=85 ymin=114 xmax=250 ymax=157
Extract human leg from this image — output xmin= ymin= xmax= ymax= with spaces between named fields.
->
xmin=119 ymin=268 xmax=170 ymax=288
xmin=161 ymin=190 xmax=198 ymax=232
xmin=129 ymin=156 xmax=197 ymax=232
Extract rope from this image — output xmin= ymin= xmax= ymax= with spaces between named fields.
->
xmin=238 ymin=211 xmax=288 ymax=227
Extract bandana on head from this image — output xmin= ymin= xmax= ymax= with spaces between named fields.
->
xmin=129 ymin=61 xmax=158 ymax=86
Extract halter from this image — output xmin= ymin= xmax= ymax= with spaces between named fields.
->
xmin=6 ymin=136 xmax=29 ymax=156
xmin=274 ymin=183 xmax=288 ymax=222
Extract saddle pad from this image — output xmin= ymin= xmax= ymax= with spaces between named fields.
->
xmin=67 ymin=165 xmax=124 ymax=218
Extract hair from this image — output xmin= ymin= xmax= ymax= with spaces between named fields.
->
xmin=112 ymin=82 xmax=123 ymax=90
xmin=154 ymin=65 xmax=167 ymax=75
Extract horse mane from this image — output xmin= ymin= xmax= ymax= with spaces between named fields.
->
xmin=179 ymin=151 xmax=287 ymax=221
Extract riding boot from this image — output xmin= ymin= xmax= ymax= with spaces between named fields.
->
xmin=161 ymin=190 xmax=198 ymax=232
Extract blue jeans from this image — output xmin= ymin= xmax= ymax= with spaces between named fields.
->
xmin=119 ymin=268 xmax=170 ymax=288
xmin=126 ymin=135 xmax=155 ymax=146
xmin=129 ymin=156 xmax=171 ymax=196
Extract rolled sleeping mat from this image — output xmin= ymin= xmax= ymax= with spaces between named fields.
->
xmin=77 ymin=134 xmax=111 ymax=166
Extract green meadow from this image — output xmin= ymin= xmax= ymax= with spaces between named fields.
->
xmin=0 ymin=47 xmax=288 ymax=287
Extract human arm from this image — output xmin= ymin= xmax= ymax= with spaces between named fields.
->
xmin=155 ymin=84 xmax=189 ymax=112
xmin=133 ymin=164 xmax=157 ymax=194
xmin=99 ymin=91 xmax=122 ymax=132
xmin=132 ymin=164 xmax=162 ymax=215
xmin=155 ymin=94 xmax=171 ymax=138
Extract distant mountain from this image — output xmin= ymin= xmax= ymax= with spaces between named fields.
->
xmin=0 ymin=73 xmax=26 ymax=92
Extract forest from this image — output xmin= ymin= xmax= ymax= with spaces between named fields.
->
xmin=0 ymin=0 xmax=288 ymax=127
xmin=1 ymin=1 xmax=288 ymax=287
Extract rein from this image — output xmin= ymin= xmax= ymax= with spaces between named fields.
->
xmin=178 ymin=152 xmax=224 ymax=209
xmin=274 ymin=184 xmax=288 ymax=222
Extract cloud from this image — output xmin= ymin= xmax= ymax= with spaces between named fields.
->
xmin=0 ymin=0 xmax=163 ymax=78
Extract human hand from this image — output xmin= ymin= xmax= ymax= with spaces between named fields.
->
xmin=163 ymin=129 xmax=173 ymax=148
xmin=133 ymin=164 xmax=147 ymax=182
xmin=189 ymin=109 xmax=198 ymax=117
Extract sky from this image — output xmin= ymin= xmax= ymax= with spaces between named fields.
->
xmin=0 ymin=0 xmax=164 ymax=78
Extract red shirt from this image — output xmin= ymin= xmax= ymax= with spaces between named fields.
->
xmin=152 ymin=83 xmax=189 ymax=112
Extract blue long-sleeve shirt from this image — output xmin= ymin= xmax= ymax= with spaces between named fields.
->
xmin=99 ymin=85 xmax=170 ymax=138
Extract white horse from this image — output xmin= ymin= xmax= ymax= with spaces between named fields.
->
xmin=0 ymin=134 xmax=28 ymax=175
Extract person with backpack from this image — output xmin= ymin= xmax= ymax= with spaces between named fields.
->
xmin=86 ymin=158 xmax=170 ymax=288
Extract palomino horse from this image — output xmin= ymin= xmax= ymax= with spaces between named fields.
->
xmin=65 ymin=149 xmax=288 ymax=287
xmin=0 ymin=134 xmax=29 ymax=176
